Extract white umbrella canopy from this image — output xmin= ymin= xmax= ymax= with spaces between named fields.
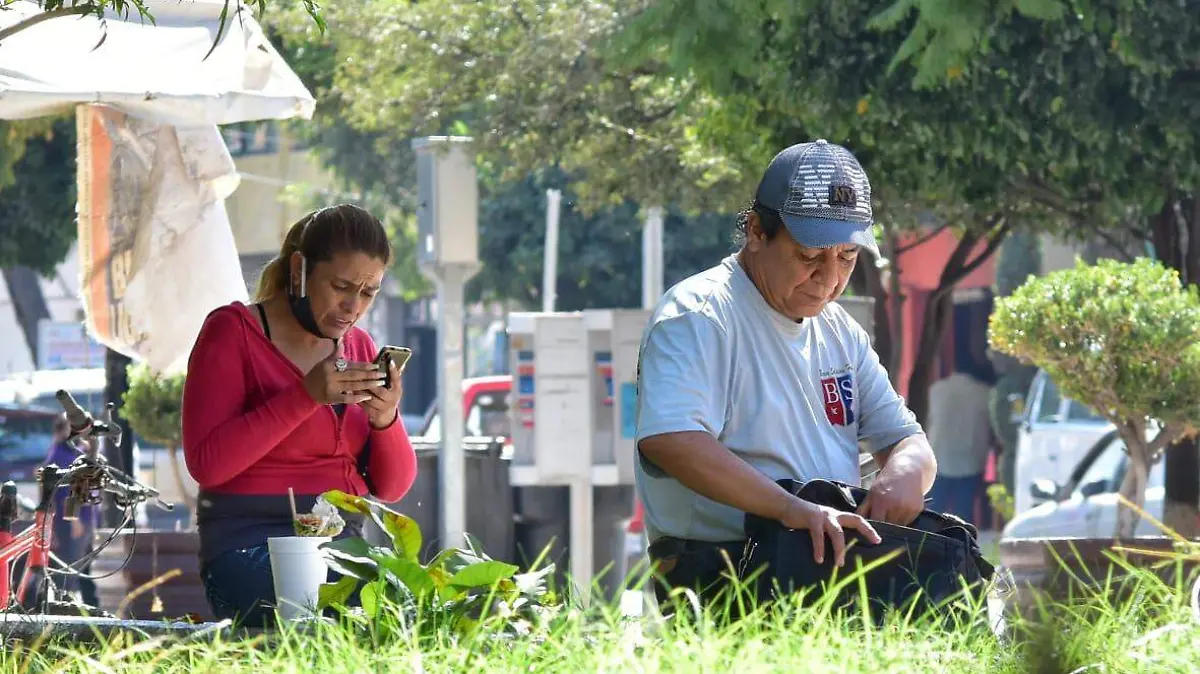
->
xmin=0 ymin=0 xmax=314 ymax=125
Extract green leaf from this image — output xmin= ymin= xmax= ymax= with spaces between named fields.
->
xmin=316 ymin=576 xmax=358 ymax=609
xmin=867 ymin=0 xmax=918 ymax=30
xmin=321 ymin=490 xmax=372 ymax=515
xmin=320 ymin=537 xmax=380 ymax=582
xmin=374 ymin=554 xmax=438 ymax=599
xmin=360 ymin=580 xmax=381 ymax=617
xmin=379 ymin=511 xmax=422 ymax=562
xmin=447 ymin=560 xmax=519 ymax=589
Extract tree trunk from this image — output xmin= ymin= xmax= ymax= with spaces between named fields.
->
xmin=887 ymin=245 xmax=905 ymax=388
xmin=906 ymin=288 xmax=953 ymax=425
xmin=1116 ymin=433 xmax=1152 ymax=540
xmin=903 ymin=222 xmax=1009 ymax=426
xmin=166 ymin=443 xmax=197 ymax=530
xmin=1150 ymin=195 xmax=1200 ymax=539
xmin=1 ymin=266 xmax=50 ymax=365
xmin=852 ymin=254 xmax=896 ymax=376
xmin=881 ymin=226 xmax=906 ymax=388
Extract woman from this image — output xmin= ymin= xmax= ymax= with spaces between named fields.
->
xmin=182 ymin=204 xmax=418 ymax=626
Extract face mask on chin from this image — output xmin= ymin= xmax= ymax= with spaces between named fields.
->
xmin=288 ymin=256 xmax=333 ymax=341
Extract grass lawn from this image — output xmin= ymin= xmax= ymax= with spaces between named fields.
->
xmin=4 ymin=565 xmax=1198 ymax=674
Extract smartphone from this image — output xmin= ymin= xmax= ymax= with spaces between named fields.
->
xmin=374 ymin=346 xmax=412 ymax=388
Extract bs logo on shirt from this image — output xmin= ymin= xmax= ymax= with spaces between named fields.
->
xmin=819 ymin=371 xmax=856 ymax=427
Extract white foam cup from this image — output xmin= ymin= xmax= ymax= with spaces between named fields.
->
xmin=268 ymin=535 xmax=332 ymax=621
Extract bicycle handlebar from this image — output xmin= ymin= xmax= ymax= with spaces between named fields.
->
xmin=45 ymin=393 xmax=175 ymax=515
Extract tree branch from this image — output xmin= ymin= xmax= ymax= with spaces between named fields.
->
xmin=1085 ymin=221 xmax=1139 ymax=262
xmin=937 ymin=215 xmax=1011 ymax=295
xmin=0 ymin=6 xmax=92 ymax=43
xmin=895 ymin=223 xmax=950 ymax=254
xmin=1013 ymin=178 xmax=1086 ymax=218
xmin=1149 ymin=425 xmax=1182 ymax=459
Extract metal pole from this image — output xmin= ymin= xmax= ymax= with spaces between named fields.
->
xmin=543 ymin=189 xmax=562 ymax=313
xmin=437 ymin=264 xmax=467 ymax=550
xmin=642 ymin=205 xmax=665 ymax=310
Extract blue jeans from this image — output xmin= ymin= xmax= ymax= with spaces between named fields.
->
xmin=201 ymin=545 xmax=359 ymax=628
xmin=928 ymin=474 xmax=985 ymax=525
xmin=53 ymin=519 xmax=98 ymax=607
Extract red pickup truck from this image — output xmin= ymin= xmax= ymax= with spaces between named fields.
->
xmin=414 ymin=375 xmax=514 ymax=442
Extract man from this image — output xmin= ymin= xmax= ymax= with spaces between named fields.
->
xmin=634 ymin=139 xmax=937 ymax=606
xmin=927 ymin=371 xmax=994 ymax=524
xmin=45 ymin=414 xmax=99 ymax=607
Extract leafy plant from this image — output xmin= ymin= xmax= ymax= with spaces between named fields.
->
xmin=120 ymin=362 xmax=195 ymax=527
xmin=990 ymin=258 xmax=1200 ymax=537
xmin=315 ymin=490 xmax=563 ymax=640
xmin=986 ymin=483 xmax=1015 ymax=522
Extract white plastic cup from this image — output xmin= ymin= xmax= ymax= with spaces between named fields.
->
xmin=268 ymin=535 xmax=332 ymax=621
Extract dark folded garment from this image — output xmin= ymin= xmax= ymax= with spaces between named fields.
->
xmin=742 ymin=478 xmax=995 ymax=621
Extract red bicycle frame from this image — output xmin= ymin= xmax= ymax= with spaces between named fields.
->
xmin=0 ymin=461 xmax=71 ymax=611
xmin=0 ymin=508 xmax=54 ymax=608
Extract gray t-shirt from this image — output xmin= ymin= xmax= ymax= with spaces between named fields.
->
xmin=634 ymin=255 xmax=923 ymax=543
xmin=927 ymin=373 xmax=992 ymax=477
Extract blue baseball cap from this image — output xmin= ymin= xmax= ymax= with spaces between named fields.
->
xmin=754 ymin=139 xmax=879 ymax=257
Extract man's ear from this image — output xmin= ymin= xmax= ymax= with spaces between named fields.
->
xmin=745 ymin=211 xmax=765 ymax=252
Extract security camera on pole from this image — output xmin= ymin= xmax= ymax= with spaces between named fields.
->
xmin=412 ymin=136 xmax=481 ymax=551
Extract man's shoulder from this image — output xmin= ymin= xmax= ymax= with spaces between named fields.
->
xmin=814 ymin=300 xmax=871 ymax=345
xmin=652 ymin=258 xmax=737 ymax=328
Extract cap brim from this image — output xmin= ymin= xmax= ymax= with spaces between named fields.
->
xmin=781 ymin=214 xmax=880 ymax=258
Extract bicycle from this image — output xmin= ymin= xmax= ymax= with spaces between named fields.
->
xmin=0 ymin=391 xmax=173 ymax=617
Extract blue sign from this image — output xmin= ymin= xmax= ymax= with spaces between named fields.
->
xmin=620 ymin=382 xmax=638 ymax=439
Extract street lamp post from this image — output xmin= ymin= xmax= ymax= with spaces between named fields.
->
xmin=412 ymin=136 xmax=481 ymax=551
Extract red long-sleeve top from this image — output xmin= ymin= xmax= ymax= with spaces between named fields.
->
xmin=181 ymin=302 xmax=417 ymax=502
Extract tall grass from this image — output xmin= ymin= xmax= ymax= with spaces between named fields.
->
xmin=2 ymin=544 xmax=1198 ymax=673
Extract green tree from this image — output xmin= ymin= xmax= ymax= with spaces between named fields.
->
xmin=267 ymin=11 xmax=739 ymax=310
xmin=618 ymin=0 xmax=1200 ymax=533
xmin=0 ymin=116 xmax=76 ymax=274
xmin=275 ymin=0 xmax=745 ymax=215
xmin=990 ymin=258 xmax=1200 ymax=538
xmin=0 ymin=115 xmax=78 ymax=361
xmin=616 ymin=0 xmax=1080 ymax=425
xmin=267 ymin=19 xmax=431 ymax=299
xmin=470 ymin=167 xmax=735 ymax=310
xmin=871 ymin=0 xmax=1200 ymax=536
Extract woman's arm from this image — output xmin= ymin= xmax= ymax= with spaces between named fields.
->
xmin=366 ymin=421 xmax=419 ymax=502
xmin=353 ymin=329 xmax=419 ymax=502
xmin=182 ymin=307 xmax=321 ymax=489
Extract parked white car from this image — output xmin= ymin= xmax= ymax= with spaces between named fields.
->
xmin=1011 ymin=370 xmax=1114 ymax=517
xmin=1004 ymin=430 xmax=1166 ymax=539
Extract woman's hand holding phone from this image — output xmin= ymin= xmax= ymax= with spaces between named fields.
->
xmin=360 ymin=354 xmax=404 ymax=429
xmin=303 ymin=340 xmax=384 ymax=405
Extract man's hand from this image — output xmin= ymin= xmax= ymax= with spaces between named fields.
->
xmin=861 ymin=434 xmax=936 ymax=525
xmin=857 ymin=467 xmax=925 ymax=525
xmin=781 ymin=497 xmax=881 ymax=567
